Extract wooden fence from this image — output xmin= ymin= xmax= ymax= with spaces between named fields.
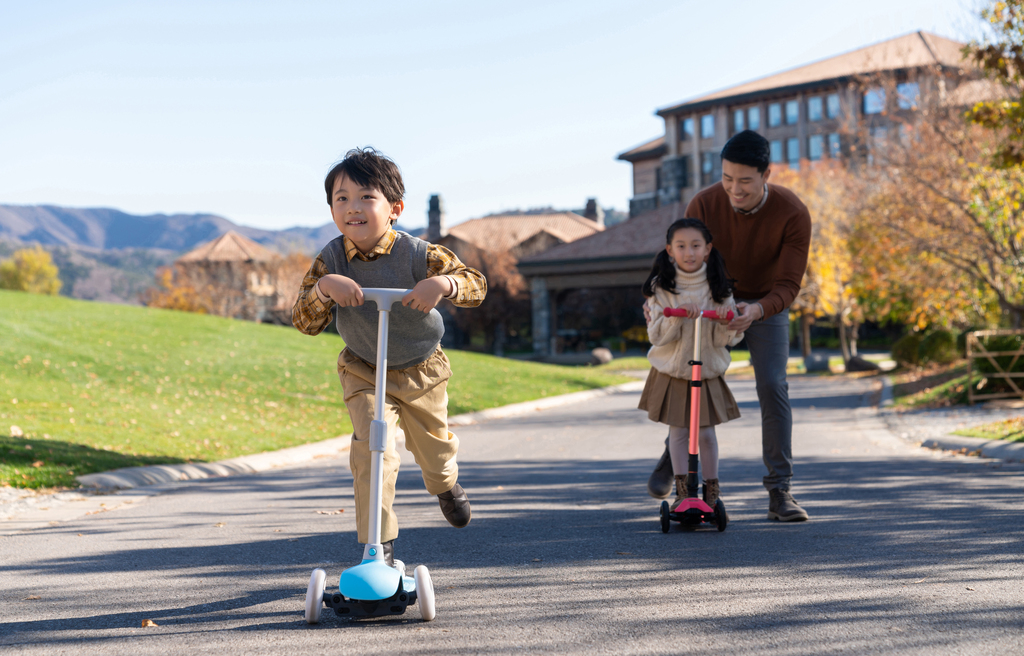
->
xmin=966 ymin=329 xmax=1024 ymax=404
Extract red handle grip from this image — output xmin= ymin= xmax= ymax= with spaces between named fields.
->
xmin=662 ymin=308 xmax=734 ymax=320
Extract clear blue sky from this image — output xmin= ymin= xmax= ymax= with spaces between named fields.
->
xmin=0 ymin=0 xmax=982 ymax=232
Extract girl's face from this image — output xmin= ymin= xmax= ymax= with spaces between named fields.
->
xmin=666 ymin=227 xmax=712 ymax=273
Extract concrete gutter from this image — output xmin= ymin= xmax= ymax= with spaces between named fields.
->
xmin=76 ymin=380 xmax=647 ymax=490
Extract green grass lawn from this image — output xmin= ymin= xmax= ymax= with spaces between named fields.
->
xmin=0 ymin=290 xmax=629 ymax=489
xmin=952 ymin=416 xmax=1024 ymax=442
xmin=597 ymin=351 xmax=751 ymax=373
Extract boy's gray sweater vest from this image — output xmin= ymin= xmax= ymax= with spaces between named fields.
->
xmin=319 ymin=231 xmax=445 ymax=370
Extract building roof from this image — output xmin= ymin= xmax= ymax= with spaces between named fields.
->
xmin=445 ymin=212 xmax=604 ymax=253
xmin=176 ymin=230 xmax=278 ymax=263
xmin=617 ymin=136 xmax=667 ymax=162
xmin=657 ymin=31 xmax=967 ymax=116
xmin=519 ymin=203 xmax=684 ymax=266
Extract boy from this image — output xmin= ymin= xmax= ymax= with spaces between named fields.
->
xmin=293 ymin=147 xmax=487 ymax=567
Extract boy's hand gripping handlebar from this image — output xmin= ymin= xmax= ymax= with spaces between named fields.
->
xmin=662 ymin=307 xmax=735 ymax=320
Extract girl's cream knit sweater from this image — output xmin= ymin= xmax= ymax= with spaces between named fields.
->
xmin=646 ymin=263 xmax=744 ymax=380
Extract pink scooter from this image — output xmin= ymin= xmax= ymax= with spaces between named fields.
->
xmin=659 ymin=307 xmax=733 ymax=533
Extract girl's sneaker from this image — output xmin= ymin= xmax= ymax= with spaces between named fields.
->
xmin=703 ymin=479 xmax=721 ymax=509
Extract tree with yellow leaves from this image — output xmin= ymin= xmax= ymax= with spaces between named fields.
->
xmin=772 ymin=162 xmax=864 ymax=360
xmin=0 ymin=245 xmax=62 ymax=295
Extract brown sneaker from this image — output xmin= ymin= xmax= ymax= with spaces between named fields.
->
xmin=703 ymin=479 xmax=721 ymax=508
xmin=671 ymin=475 xmax=688 ymax=511
xmin=438 ymin=483 xmax=471 ymax=528
xmin=767 ymin=488 xmax=809 ymax=522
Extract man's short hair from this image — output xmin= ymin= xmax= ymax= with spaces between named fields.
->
xmin=721 ymin=130 xmax=771 ymax=173
xmin=324 ymin=147 xmax=405 ymax=206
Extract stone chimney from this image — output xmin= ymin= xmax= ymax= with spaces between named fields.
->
xmin=583 ymin=198 xmax=605 ymax=228
xmin=427 ymin=194 xmax=447 ymax=242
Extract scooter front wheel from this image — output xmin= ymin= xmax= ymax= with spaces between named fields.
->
xmin=414 ymin=565 xmax=436 ymax=621
xmin=659 ymin=500 xmax=670 ymax=533
xmin=304 ymin=568 xmax=327 ymax=624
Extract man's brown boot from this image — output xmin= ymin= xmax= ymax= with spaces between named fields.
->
xmin=767 ymin=488 xmax=809 ymax=522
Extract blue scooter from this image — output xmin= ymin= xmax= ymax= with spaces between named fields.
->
xmin=305 ymin=288 xmax=436 ymax=623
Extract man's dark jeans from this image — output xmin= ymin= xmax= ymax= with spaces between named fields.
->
xmin=738 ymin=303 xmax=793 ymax=491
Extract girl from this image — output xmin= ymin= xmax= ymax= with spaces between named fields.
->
xmin=638 ymin=218 xmax=743 ymax=512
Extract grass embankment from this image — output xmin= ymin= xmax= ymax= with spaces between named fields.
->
xmin=0 ymin=290 xmax=630 ymax=489
xmin=596 ymin=351 xmax=751 ymax=373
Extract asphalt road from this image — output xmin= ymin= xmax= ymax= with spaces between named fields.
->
xmin=2 ymin=375 xmax=1022 ymax=655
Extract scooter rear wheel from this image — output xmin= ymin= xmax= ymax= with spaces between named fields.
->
xmin=304 ymin=568 xmax=327 ymax=624
xmin=715 ymin=499 xmax=728 ymax=532
xmin=659 ymin=500 xmax=670 ymax=533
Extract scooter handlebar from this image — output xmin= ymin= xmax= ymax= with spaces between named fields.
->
xmin=360 ymin=288 xmax=414 ymax=311
xmin=662 ymin=308 xmax=735 ymax=320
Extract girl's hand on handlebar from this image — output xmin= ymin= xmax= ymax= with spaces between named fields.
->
xmin=680 ymin=303 xmax=702 ymax=319
xmin=403 ymin=277 xmax=449 ymax=313
xmin=317 ymin=274 xmax=364 ymax=307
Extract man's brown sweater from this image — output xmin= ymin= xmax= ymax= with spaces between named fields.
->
xmin=685 ymin=182 xmax=811 ymax=319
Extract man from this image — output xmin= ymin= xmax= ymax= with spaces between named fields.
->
xmin=647 ymin=129 xmax=812 ymax=521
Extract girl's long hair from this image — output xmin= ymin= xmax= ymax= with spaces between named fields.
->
xmin=642 ymin=218 xmax=734 ymax=303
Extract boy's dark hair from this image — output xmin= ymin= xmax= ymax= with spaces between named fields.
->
xmin=721 ymin=129 xmax=771 ymax=173
xmin=324 ymin=147 xmax=405 ymax=206
xmin=642 ymin=218 xmax=734 ymax=304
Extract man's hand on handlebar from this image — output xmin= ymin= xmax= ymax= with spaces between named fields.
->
xmin=728 ymin=302 xmax=761 ymax=332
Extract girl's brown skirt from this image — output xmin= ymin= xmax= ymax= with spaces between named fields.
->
xmin=638 ymin=368 xmax=740 ymax=428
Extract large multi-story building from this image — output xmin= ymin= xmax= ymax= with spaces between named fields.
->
xmin=617 ymin=31 xmax=968 ymax=216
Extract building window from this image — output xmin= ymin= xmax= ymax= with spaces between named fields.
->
xmin=701 ymin=114 xmax=715 ymax=139
xmin=828 ymin=133 xmax=841 ymax=158
xmin=808 ymin=135 xmax=824 ymax=161
xmin=785 ymin=100 xmax=799 ymax=125
xmin=807 ymin=97 xmax=823 ymax=122
xmin=768 ymin=103 xmax=782 ymax=127
xmin=863 ymin=87 xmax=886 ymax=114
xmin=734 ymin=109 xmax=745 ymax=133
xmin=748 ymin=106 xmax=761 ymax=131
xmin=827 ymin=93 xmax=841 ymax=119
xmin=787 ymin=137 xmax=800 ymax=167
xmin=897 ymin=82 xmax=920 ymax=109
xmin=770 ymin=140 xmax=783 ymax=163
xmin=680 ymin=155 xmax=692 ymax=188
xmin=681 ymin=117 xmax=694 ymax=140
xmin=701 ymin=151 xmax=716 ymax=186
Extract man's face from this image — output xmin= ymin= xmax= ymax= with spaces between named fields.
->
xmin=722 ymin=159 xmax=770 ymax=211
xmin=330 ymin=174 xmax=404 ymax=252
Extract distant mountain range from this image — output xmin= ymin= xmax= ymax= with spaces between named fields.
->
xmin=0 ymin=204 xmax=387 ymax=254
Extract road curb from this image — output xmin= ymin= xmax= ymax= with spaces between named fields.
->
xmin=76 ymin=380 xmax=646 ymax=490
xmin=878 ymin=375 xmax=1024 ymax=461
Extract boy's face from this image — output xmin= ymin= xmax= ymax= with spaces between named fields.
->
xmin=330 ymin=174 xmax=404 ymax=253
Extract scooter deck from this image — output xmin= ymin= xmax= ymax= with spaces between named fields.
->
xmin=324 ymin=574 xmax=418 ymax=618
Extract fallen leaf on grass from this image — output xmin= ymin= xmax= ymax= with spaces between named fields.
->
xmin=141 ymin=619 xmax=158 ymax=627
xmin=24 ymin=595 xmax=40 ymax=600
xmin=31 ymin=461 xmax=44 ymax=468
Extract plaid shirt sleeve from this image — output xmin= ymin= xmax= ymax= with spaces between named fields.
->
xmin=292 ymin=254 xmax=336 ymax=335
xmin=426 ymin=244 xmax=487 ymax=308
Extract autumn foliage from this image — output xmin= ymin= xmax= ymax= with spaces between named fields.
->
xmin=0 ymin=245 xmax=63 ymax=296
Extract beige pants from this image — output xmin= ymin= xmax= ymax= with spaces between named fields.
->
xmin=338 ymin=347 xmax=459 ymax=543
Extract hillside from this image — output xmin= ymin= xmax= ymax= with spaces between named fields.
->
xmin=0 ymin=203 xmax=352 ymax=253
xmin=0 ymin=290 xmax=630 ymax=488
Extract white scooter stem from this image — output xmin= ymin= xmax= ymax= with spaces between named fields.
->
xmin=360 ymin=288 xmax=413 ymax=550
